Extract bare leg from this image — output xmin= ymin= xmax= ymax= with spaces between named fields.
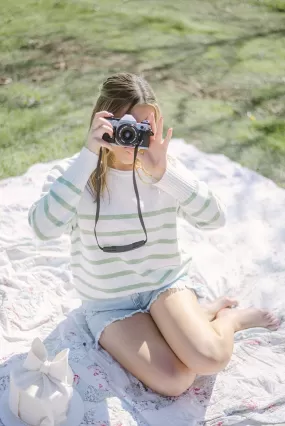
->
xmin=150 ymin=288 xmax=281 ymax=376
xmin=216 ymin=306 xmax=280 ymax=331
xmin=99 ymin=312 xmax=196 ymax=397
xmin=201 ymin=296 xmax=239 ymax=321
xmin=198 ymin=305 xmax=280 ymax=374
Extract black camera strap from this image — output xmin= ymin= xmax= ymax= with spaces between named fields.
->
xmin=94 ymin=145 xmax=148 ymax=253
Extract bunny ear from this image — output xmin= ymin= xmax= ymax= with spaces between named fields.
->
xmin=53 ymin=347 xmax=69 ymax=363
xmin=49 ymin=348 xmax=73 ymax=383
xmin=23 ymin=338 xmax=48 ymax=371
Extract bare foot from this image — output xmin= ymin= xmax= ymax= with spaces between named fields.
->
xmin=217 ymin=307 xmax=281 ymax=332
xmin=201 ymin=296 xmax=239 ymax=321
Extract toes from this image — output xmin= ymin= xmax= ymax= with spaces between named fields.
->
xmin=267 ymin=313 xmax=278 ymax=322
xmin=264 ymin=312 xmax=280 ymax=328
xmin=265 ymin=313 xmax=274 ymax=320
xmin=269 ymin=322 xmax=280 ymax=330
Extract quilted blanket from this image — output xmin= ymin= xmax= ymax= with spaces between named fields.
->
xmin=1 ymin=139 xmax=285 ymax=426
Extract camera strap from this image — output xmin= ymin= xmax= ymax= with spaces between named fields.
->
xmin=94 ymin=145 xmax=148 ymax=253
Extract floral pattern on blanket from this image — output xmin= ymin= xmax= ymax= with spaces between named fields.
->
xmin=1 ymin=140 xmax=285 ymax=425
xmin=2 ymin=301 xmax=284 ymax=426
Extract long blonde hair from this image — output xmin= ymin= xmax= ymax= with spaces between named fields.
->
xmin=86 ymin=72 xmax=161 ymax=200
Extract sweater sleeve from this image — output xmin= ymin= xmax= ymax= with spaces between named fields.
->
xmin=28 ymin=146 xmax=99 ymax=240
xmin=153 ymin=156 xmax=227 ymax=230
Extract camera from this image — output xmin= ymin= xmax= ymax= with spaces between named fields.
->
xmin=102 ymin=114 xmax=154 ymax=149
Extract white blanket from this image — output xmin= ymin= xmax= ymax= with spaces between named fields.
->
xmin=1 ymin=139 xmax=285 ymax=426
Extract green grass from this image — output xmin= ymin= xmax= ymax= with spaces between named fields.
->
xmin=1 ymin=0 xmax=285 ymax=187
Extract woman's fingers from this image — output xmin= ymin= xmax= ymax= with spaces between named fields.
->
xmin=94 ymin=111 xmax=114 ymax=120
xmin=96 ymin=125 xmax=114 ymax=138
xmin=91 ymin=111 xmax=114 ymax=129
xmin=155 ymin=116 xmax=163 ymax=144
xmin=87 ymin=110 xmax=115 ymax=153
xmin=163 ymin=128 xmax=173 ymax=151
xmin=92 ymin=116 xmax=113 ymax=131
xmin=147 ymin=112 xmax=157 ymax=139
xmin=148 ymin=115 xmax=164 ymax=151
xmin=89 ymin=124 xmax=114 ymax=150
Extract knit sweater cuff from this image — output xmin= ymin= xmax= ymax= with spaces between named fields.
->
xmin=153 ymin=158 xmax=199 ymax=204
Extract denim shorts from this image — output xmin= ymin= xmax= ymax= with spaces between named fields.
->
xmin=82 ymin=273 xmax=206 ymax=350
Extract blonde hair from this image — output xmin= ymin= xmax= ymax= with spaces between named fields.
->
xmin=86 ymin=72 xmax=161 ymax=200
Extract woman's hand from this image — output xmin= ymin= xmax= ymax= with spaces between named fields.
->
xmin=137 ymin=112 xmax=172 ymax=181
xmin=86 ymin=111 xmax=115 ymax=154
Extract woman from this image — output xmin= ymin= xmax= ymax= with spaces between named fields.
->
xmin=28 ymin=72 xmax=280 ymax=397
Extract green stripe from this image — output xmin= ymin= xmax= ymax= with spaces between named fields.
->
xmin=180 ymin=181 xmax=199 ymax=207
xmin=57 ymin=176 xmax=82 ymax=195
xmin=31 ymin=201 xmax=73 ymax=239
xmin=71 ymin=251 xmax=180 ymax=266
xmin=31 ymin=210 xmax=49 ymax=240
xmin=81 ymin=223 xmax=176 ymax=237
xmin=192 ymin=189 xmax=213 ymax=218
xmin=70 ymin=237 xmax=178 ymax=250
xmin=71 ymin=262 xmax=160 ymax=280
xmin=73 ymin=269 xmax=174 ymax=294
xmin=75 ymin=288 xmax=93 ymax=300
xmin=78 ymin=206 xmax=176 ymax=220
xmin=44 ymin=195 xmax=66 ymax=227
xmin=50 ymin=190 xmax=76 ymax=213
xmin=196 ymin=211 xmax=221 ymax=228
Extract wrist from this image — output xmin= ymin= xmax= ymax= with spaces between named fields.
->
xmin=86 ymin=142 xmax=100 ymax=156
xmin=151 ymin=166 xmax=166 ymax=181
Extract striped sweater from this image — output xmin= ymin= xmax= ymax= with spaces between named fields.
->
xmin=28 ymin=146 xmax=227 ymax=300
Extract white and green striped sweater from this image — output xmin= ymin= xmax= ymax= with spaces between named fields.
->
xmin=28 ymin=146 xmax=227 ymax=300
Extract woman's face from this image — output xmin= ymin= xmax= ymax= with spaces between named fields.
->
xmin=109 ymin=104 xmax=156 ymax=169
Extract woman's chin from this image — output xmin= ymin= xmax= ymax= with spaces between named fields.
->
xmin=123 ymin=159 xmax=134 ymax=165
xmin=112 ymin=156 xmax=134 ymax=170
xmin=120 ymin=154 xmax=135 ymax=165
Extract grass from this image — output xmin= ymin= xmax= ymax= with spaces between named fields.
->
xmin=1 ymin=0 xmax=285 ymax=187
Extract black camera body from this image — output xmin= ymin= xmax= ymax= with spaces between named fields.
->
xmin=102 ymin=114 xmax=153 ymax=149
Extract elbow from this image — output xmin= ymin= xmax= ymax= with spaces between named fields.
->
xmin=202 ymin=194 xmax=227 ymax=230
xmin=27 ymin=208 xmax=52 ymax=241
xmin=212 ymin=196 xmax=227 ymax=229
xmin=29 ymin=225 xmax=57 ymax=241
xmin=195 ymin=206 xmax=227 ymax=231
xmin=28 ymin=214 xmax=69 ymax=241
xmin=28 ymin=220 xmax=51 ymax=241
xmin=211 ymin=205 xmax=226 ymax=230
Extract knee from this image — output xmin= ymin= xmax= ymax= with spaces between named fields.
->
xmin=150 ymin=364 xmax=196 ymax=397
xmin=193 ymin=350 xmax=232 ymax=375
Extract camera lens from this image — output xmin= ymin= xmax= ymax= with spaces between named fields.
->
xmin=117 ymin=124 xmax=137 ymax=146
xmin=123 ymin=130 xmax=133 ymax=141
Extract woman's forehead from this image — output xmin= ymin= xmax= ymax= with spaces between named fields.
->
xmin=131 ymin=104 xmax=155 ymax=121
xmin=117 ymin=104 xmax=155 ymax=121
